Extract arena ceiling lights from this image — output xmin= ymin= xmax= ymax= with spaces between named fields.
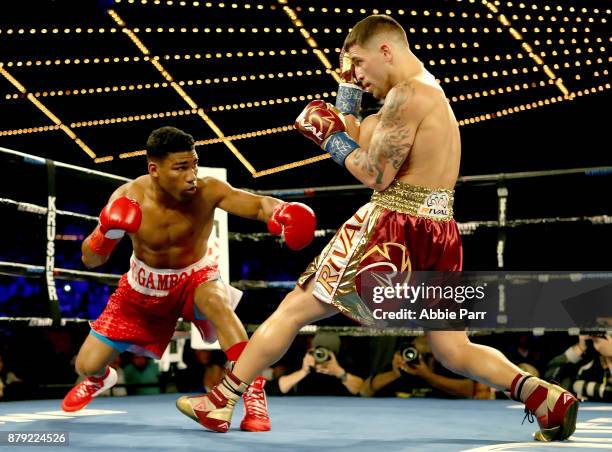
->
xmin=0 ymin=0 xmax=608 ymax=176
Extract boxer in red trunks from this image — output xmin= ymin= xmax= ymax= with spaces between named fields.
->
xmin=179 ymin=16 xmax=578 ymax=441
xmin=61 ymin=126 xmax=316 ymax=433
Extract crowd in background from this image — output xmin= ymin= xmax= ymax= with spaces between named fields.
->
xmin=1 ymin=324 xmax=610 ymax=404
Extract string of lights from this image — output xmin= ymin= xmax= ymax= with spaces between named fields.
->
xmin=533 ymin=37 xmax=606 ymax=55
xmin=0 ymin=41 xmax=498 ymax=70
xmin=115 ymin=0 xmax=273 ymax=10
xmin=449 ymin=79 xmax=551 ymax=103
xmin=2 ymin=25 xmax=545 ymax=36
xmin=296 ymin=6 xmax=494 ymax=20
xmin=0 ymin=108 xmax=196 ymax=136
xmin=590 ymin=69 xmax=609 ymax=79
xmin=312 ymin=26 xmax=507 ymax=35
xmin=112 ymin=0 xmax=609 ymax=24
xmin=1 ymin=55 xmax=141 ymax=68
xmin=440 ymin=65 xmax=536 ymax=84
xmin=1 ymin=3 xmax=604 ymax=39
xmin=277 ymin=0 xmax=340 ymax=84
xmin=86 ymin=77 xmax=574 ymax=164
xmin=113 ymin=0 xmax=492 ymax=20
xmin=539 ymin=46 xmax=608 ymax=59
xmin=77 ymin=91 xmax=331 ymax=125
xmin=5 ymin=51 xmax=608 ymax=137
xmin=0 ymin=26 xmax=291 ymax=35
xmin=499 ymin=1 xmax=609 ymax=17
xmin=507 ymin=14 xmax=605 ymax=25
xmin=412 ymin=41 xmax=481 ymax=50
xmin=107 ymin=8 xmax=256 ymax=173
xmin=69 ymin=107 xmax=192 ymax=128
xmin=0 ymin=65 xmax=97 ymax=158
xmin=458 ymin=83 xmax=610 ymax=126
xmin=251 ymin=83 xmax=610 ymax=177
xmin=555 ymin=57 xmax=608 ymax=70
xmin=0 ymin=27 xmax=119 ymax=35
xmin=91 ymin=79 xmax=610 ymax=166
xmin=1 ymin=41 xmax=602 ymax=76
xmin=0 ymin=64 xmax=595 ymax=143
xmin=4 ymin=33 xmax=608 ymax=138
xmin=94 ymin=156 xmax=114 ymax=163
xmin=481 ymin=0 xmax=569 ymax=97
xmin=194 ymin=125 xmax=295 ymax=146
xmin=439 ymin=54 xmax=610 ymax=84
xmin=0 ymin=91 xmax=334 ymax=136
xmin=253 ymin=154 xmax=331 ymax=178
xmin=0 ymin=26 xmax=302 ymax=35
xmin=3 ymin=63 xmax=537 ymax=101
xmin=93 ymin=80 xmax=610 ymax=166
xmin=534 ymin=37 xmax=606 ymax=48
xmin=263 ymin=82 xmax=608 ymax=175
xmin=3 ymin=69 xmax=330 ymax=100
xmin=112 ymin=124 xmax=295 ymax=160
xmin=5 ymin=64 xmax=608 ymax=139
xmin=2 ymin=2 xmax=607 ymax=176
xmin=0 ymin=48 xmax=314 ymax=69
xmin=514 ymin=26 xmax=597 ymax=34
xmin=0 ymin=124 xmax=62 ymax=137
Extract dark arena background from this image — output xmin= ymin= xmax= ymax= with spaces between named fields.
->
xmin=0 ymin=1 xmax=610 ymax=451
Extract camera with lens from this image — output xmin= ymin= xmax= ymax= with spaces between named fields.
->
xmin=400 ymin=346 xmax=420 ymax=364
xmin=309 ymin=346 xmax=331 ymax=364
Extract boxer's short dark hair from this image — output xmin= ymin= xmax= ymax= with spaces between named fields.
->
xmin=146 ymin=126 xmax=195 ymax=158
xmin=344 ymin=14 xmax=408 ymax=51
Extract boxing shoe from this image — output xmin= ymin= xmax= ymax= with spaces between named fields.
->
xmin=176 ymin=369 xmax=247 ymax=433
xmin=240 ymin=376 xmax=271 ymax=432
xmin=512 ymin=374 xmax=579 ymax=441
xmin=61 ymin=367 xmax=118 ymax=412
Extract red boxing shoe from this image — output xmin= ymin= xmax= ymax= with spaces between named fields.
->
xmin=176 ymin=369 xmax=247 ymax=433
xmin=61 ymin=367 xmax=118 ymax=412
xmin=240 ymin=376 xmax=271 ymax=432
xmin=512 ymin=374 xmax=579 ymax=441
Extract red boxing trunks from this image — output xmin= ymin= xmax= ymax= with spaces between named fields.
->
xmin=298 ymin=181 xmax=462 ymax=326
xmin=91 ymin=254 xmax=242 ymax=358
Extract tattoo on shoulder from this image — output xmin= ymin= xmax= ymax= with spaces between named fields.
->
xmin=380 ymin=82 xmax=415 ymax=128
xmin=360 ymin=82 xmax=415 ymax=184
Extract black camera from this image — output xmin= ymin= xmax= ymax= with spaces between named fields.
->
xmin=400 ymin=346 xmax=420 ymax=364
xmin=591 ymin=332 xmax=609 ymax=338
xmin=309 ymin=346 xmax=331 ymax=364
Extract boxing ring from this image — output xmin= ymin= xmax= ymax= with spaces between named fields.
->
xmin=0 ymin=145 xmax=611 ymax=451
xmin=1 ymin=144 xmax=610 ymax=331
xmin=2 ymin=395 xmax=612 ymax=451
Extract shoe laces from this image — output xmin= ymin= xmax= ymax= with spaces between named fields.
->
xmin=75 ymin=377 xmax=104 ymax=398
xmin=522 ymin=407 xmax=535 ymax=425
xmin=243 ymin=386 xmax=269 ymax=419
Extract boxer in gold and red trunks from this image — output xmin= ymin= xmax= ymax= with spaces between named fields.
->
xmin=179 ymin=16 xmax=578 ymax=441
xmin=61 ymin=126 xmax=316 ymax=433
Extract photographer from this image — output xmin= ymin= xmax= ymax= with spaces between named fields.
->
xmin=545 ymin=334 xmax=612 ymax=402
xmin=361 ymin=337 xmax=491 ymax=399
xmin=277 ymin=332 xmax=364 ymax=395
xmin=0 ymin=352 xmax=25 ymax=401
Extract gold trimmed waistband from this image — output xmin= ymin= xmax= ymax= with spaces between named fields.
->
xmin=370 ymin=180 xmax=454 ymax=221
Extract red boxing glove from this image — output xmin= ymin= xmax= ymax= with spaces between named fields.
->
xmin=267 ymin=202 xmax=316 ymax=251
xmin=295 ymin=100 xmax=360 ymax=167
xmin=295 ymin=100 xmax=346 ymax=148
xmin=89 ymin=196 xmax=142 ymax=256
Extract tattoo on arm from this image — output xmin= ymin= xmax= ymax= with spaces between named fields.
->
xmin=361 ymin=83 xmax=415 ymax=184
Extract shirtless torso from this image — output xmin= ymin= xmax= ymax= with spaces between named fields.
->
xmin=110 ymin=175 xmax=224 ymax=269
xmin=354 ymin=67 xmax=460 ymax=191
